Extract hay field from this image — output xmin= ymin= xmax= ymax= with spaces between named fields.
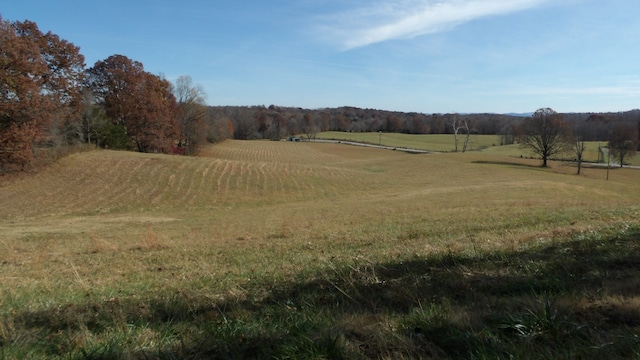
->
xmin=1 ymin=140 xmax=639 ymax=358
xmin=2 ymin=139 xmax=635 ymax=256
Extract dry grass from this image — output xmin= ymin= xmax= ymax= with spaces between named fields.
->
xmin=0 ymin=139 xmax=639 ymax=358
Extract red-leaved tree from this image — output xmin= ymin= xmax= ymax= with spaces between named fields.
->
xmin=86 ymin=55 xmax=179 ymax=153
xmin=0 ymin=18 xmax=84 ymax=169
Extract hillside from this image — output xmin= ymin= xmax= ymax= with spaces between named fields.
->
xmin=1 ymin=140 xmax=636 ymax=240
xmin=1 ymin=141 xmax=639 ymax=358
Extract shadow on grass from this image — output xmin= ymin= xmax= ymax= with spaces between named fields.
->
xmin=4 ymin=228 xmax=640 ymax=359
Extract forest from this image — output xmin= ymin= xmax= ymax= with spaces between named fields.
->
xmin=2 ymin=17 xmax=639 ymax=172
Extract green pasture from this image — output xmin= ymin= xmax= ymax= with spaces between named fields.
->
xmin=316 ymin=131 xmax=639 ymax=165
xmin=316 ymin=131 xmax=497 ymax=152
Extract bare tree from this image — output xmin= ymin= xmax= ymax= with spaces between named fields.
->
xmin=608 ymin=122 xmax=638 ymax=167
xmin=174 ymin=75 xmax=208 ymax=155
xmin=573 ymin=136 xmax=586 ymax=175
xmin=451 ymin=114 xmax=461 ymax=152
xmin=461 ymin=118 xmax=474 ymax=152
xmin=302 ymin=113 xmax=317 ymax=140
xmin=517 ymin=108 xmax=572 ymax=167
xmin=498 ymin=123 xmax=516 ymax=145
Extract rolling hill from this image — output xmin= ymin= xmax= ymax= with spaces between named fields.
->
xmin=1 ymin=140 xmax=639 ymax=358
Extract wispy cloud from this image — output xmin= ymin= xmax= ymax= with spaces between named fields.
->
xmin=320 ymin=0 xmax=553 ymax=50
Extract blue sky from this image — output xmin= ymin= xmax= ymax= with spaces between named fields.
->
xmin=3 ymin=0 xmax=640 ymax=113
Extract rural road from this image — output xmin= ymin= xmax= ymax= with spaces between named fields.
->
xmin=306 ymin=139 xmax=640 ymax=169
xmin=303 ymin=138 xmax=435 ymax=154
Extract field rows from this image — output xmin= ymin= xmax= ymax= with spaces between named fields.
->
xmin=1 ymin=140 xmax=638 ymax=245
xmin=0 ymin=141 xmax=394 ymax=221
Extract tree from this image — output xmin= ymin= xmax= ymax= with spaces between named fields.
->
xmin=385 ymin=115 xmax=402 ymax=133
xmin=498 ymin=123 xmax=516 ymax=145
xmin=572 ymin=123 xmax=587 ymax=175
xmin=517 ymin=108 xmax=572 ymax=167
xmin=461 ymin=118 xmax=474 ymax=152
xmin=80 ymin=88 xmax=106 ymax=146
xmin=409 ymin=114 xmax=428 ymax=134
xmin=270 ymin=109 xmax=285 ymax=140
xmin=450 ymin=114 xmax=463 ymax=152
xmin=286 ymin=114 xmax=301 ymax=136
xmin=128 ymin=73 xmax=179 ymax=153
xmin=0 ymin=18 xmax=84 ymax=169
xmin=302 ymin=113 xmax=317 ymax=140
xmin=18 ymin=20 xmax=86 ymax=146
xmin=174 ymin=75 xmax=208 ymax=155
xmin=608 ymin=122 xmax=638 ymax=167
xmin=254 ymin=106 xmax=270 ymax=138
xmin=86 ymin=55 xmax=178 ymax=153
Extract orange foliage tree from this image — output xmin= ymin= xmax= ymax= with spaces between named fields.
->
xmin=0 ymin=18 xmax=84 ymax=169
xmin=86 ymin=55 xmax=179 ymax=153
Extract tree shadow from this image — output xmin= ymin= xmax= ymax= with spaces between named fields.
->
xmin=472 ymin=160 xmax=542 ymax=168
xmin=6 ymin=229 xmax=640 ymax=358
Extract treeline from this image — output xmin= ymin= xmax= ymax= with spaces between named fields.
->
xmin=211 ymin=105 xmax=640 ymax=144
xmin=211 ymin=105 xmax=525 ymax=140
xmin=1 ymin=17 xmax=231 ymax=171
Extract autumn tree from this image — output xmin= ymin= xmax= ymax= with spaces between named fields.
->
xmin=0 ymin=18 xmax=85 ymax=169
xmin=229 ymin=107 xmax=257 ymax=139
xmin=517 ymin=108 xmax=572 ymax=167
xmin=409 ymin=114 xmax=429 ymax=134
xmin=332 ymin=114 xmax=349 ymax=131
xmin=129 ymin=73 xmax=179 ymax=152
xmin=429 ymin=114 xmax=446 ymax=134
xmin=608 ymin=122 xmax=638 ymax=167
xmin=302 ymin=113 xmax=317 ymax=140
xmin=19 ymin=20 xmax=86 ymax=146
xmin=385 ymin=115 xmax=402 ymax=133
xmin=86 ymin=55 xmax=179 ymax=153
xmin=269 ymin=107 xmax=286 ymax=140
xmin=254 ymin=106 xmax=270 ymax=138
xmin=174 ymin=75 xmax=208 ymax=155
xmin=286 ymin=114 xmax=301 ymax=136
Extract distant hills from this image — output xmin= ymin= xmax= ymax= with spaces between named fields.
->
xmin=504 ymin=112 xmax=534 ymax=117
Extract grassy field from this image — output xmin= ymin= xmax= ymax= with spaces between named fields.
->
xmin=316 ymin=131 xmax=639 ymax=166
xmin=316 ymin=131 xmax=500 ymax=153
xmin=1 ymin=140 xmax=639 ymax=358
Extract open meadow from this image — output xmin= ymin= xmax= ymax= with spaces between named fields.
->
xmin=316 ymin=131 xmax=639 ymax=166
xmin=1 ymin=140 xmax=639 ymax=358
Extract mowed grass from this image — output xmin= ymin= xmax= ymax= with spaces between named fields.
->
xmin=0 ymin=140 xmax=639 ymax=358
xmin=316 ymin=131 xmax=639 ymax=165
xmin=317 ymin=131 xmax=502 ymax=152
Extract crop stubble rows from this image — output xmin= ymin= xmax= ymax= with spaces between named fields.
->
xmin=0 ymin=141 xmax=640 ymax=306
xmin=0 ymin=141 xmax=404 ymax=244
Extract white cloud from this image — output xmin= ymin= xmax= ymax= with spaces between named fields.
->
xmin=321 ymin=0 xmax=553 ymax=50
